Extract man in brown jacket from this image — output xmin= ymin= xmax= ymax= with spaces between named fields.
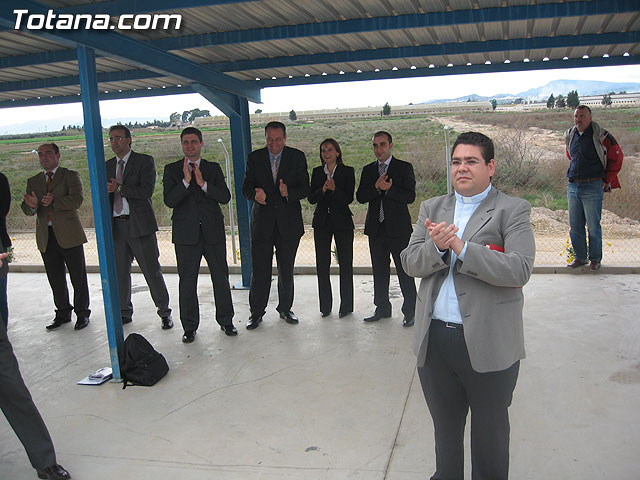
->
xmin=21 ymin=143 xmax=90 ymax=331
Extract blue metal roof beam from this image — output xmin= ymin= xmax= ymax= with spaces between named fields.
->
xmin=2 ymin=56 xmax=637 ymax=110
xmin=213 ymin=32 xmax=640 ymax=72
xmin=255 ymin=56 xmax=640 ymax=88
xmin=61 ymin=0 xmax=254 ymax=16
xmin=149 ymin=0 xmax=638 ymax=50
xmin=0 ymin=1 xmax=261 ymax=102
xmin=0 ymin=85 xmax=194 ymax=109
xmin=1 ymin=30 xmax=634 ymax=94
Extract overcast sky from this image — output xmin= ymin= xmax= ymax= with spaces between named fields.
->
xmin=1 ymin=64 xmax=639 ymax=135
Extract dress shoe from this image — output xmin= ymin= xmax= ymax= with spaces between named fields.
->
xmin=182 ymin=330 xmax=196 ymax=343
xmin=279 ymin=310 xmax=299 ymax=324
xmin=364 ymin=311 xmax=391 ymax=322
xmin=161 ymin=315 xmax=174 ymax=329
xmin=567 ymin=259 xmax=587 ymax=268
xmin=74 ymin=317 xmax=90 ymax=330
xmin=402 ymin=316 xmax=415 ymax=327
xmin=122 ymin=317 xmax=133 ymax=324
xmin=221 ymin=324 xmax=238 ymax=336
xmin=321 ymin=311 xmax=331 ymax=318
xmin=36 ymin=464 xmax=71 ymax=480
xmin=339 ymin=311 xmax=352 ymax=319
xmin=589 ymin=260 xmax=601 ymax=271
xmin=45 ymin=318 xmax=71 ymax=330
xmin=246 ymin=315 xmax=262 ymax=330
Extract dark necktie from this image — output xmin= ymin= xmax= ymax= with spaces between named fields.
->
xmin=114 ymin=159 xmax=124 ymax=214
xmin=46 ymin=172 xmax=53 ymax=222
xmin=378 ymin=162 xmax=387 ymax=222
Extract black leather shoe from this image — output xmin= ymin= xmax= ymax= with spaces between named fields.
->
xmin=161 ymin=315 xmax=173 ymax=329
xmin=45 ymin=318 xmax=71 ymax=330
xmin=567 ymin=258 xmax=587 ymax=268
xmin=279 ymin=310 xmax=299 ymax=324
xmin=221 ymin=324 xmax=238 ymax=336
xmin=339 ymin=311 xmax=352 ymax=319
xmin=246 ymin=315 xmax=262 ymax=330
xmin=182 ymin=330 xmax=196 ymax=343
xmin=122 ymin=317 xmax=133 ymax=324
xmin=321 ymin=311 xmax=330 ymax=318
xmin=364 ymin=311 xmax=391 ymax=322
xmin=402 ymin=316 xmax=415 ymax=327
xmin=74 ymin=317 xmax=90 ymax=330
xmin=37 ymin=464 xmax=71 ymax=480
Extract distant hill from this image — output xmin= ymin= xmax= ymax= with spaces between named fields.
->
xmin=420 ymin=79 xmax=640 ymax=104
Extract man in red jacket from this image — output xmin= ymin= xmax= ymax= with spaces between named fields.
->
xmin=564 ymin=105 xmax=623 ymax=271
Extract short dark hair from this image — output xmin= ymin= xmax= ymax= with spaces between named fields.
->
xmin=109 ymin=124 xmax=131 ymax=138
xmin=576 ymin=105 xmax=592 ymax=114
xmin=265 ymin=121 xmax=286 ymax=136
xmin=39 ymin=143 xmax=60 ymax=155
xmin=372 ymin=131 xmax=392 ymax=144
xmin=452 ymin=132 xmax=494 ymax=164
xmin=319 ymin=138 xmax=343 ymax=165
xmin=181 ymin=127 xmax=202 ymax=142
xmin=109 ymin=125 xmax=132 ymax=147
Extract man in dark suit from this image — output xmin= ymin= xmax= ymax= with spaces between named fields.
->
xmin=242 ymin=121 xmax=310 ymax=329
xmin=106 ymin=125 xmax=172 ymax=329
xmin=163 ymin=127 xmax=236 ymax=343
xmin=356 ymin=131 xmax=416 ymax=326
xmin=21 ymin=143 xmax=90 ymax=331
xmin=0 ymin=253 xmax=71 ymax=480
xmin=400 ymin=132 xmax=535 ymax=480
xmin=0 ymin=171 xmax=11 ymax=329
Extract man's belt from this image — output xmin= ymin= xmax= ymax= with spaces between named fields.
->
xmin=432 ymin=318 xmax=463 ymax=330
xmin=568 ymin=177 xmax=601 ymax=183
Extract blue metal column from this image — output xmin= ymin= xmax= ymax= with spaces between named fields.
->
xmin=228 ymin=95 xmax=252 ymax=287
xmin=77 ymin=46 xmax=123 ymax=380
xmin=191 ymin=84 xmax=253 ymax=287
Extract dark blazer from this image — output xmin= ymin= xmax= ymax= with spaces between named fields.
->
xmin=0 ymin=172 xmax=10 ymax=250
xmin=163 ymin=158 xmax=230 ymax=245
xmin=106 ymin=151 xmax=159 ymax=238
xmin=242 ymin=145 xmax=310 ymax=240
xmin=400 ymin=188 xmax=535 ymax=373
xmin=308 ymin=164 xmax=355 ymax=231
xmin=356 ymin=156 xmax=415 ymax=238
xmin=20 ymin=167 xmax=87 ymax=252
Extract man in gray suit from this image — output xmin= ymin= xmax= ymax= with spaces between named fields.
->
xmin=400 ymin=132 xmax=535 ymax=480
xmin=106 ymin=125 xmax=172 ymax=329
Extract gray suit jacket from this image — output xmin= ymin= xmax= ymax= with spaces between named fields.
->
xmin=400 ymin=187 xmax=535 ymax=373
xmin=106 ymin=151 xmax=159 ymax=238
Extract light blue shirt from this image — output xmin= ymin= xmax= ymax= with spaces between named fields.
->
xmin=432 ymin=184 xmax=492 ymax=324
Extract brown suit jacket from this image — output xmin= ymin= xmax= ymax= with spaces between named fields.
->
xmin=21 ymin=167 xmax=87 ymax=252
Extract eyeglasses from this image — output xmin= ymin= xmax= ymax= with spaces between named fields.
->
xmin=450 ymin=159 xmax=482 ymax=167
xmin=108 ymin=136 xmax=125 ymax=142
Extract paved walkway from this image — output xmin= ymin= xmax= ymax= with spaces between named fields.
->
xmin=1 ymin=273 xmax=639 ymax=479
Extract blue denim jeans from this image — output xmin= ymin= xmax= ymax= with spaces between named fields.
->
xmin=567 ymin=179 xmax=603 ymax=262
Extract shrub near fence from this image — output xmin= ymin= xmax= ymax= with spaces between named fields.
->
xmin=2 ymin=109 xmax=639 ymax=267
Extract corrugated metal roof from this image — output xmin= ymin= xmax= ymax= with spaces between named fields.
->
xmin=0 ymin=0 xmax=638 ymax=106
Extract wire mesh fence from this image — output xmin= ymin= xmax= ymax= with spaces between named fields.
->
xmin=4 ymin=113 xmax=640 ymax=268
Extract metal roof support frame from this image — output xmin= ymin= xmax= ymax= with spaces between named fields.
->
xmin=191 ymin=83 xmax=252 ymax=288
xmin=77 ymin=45 xmax=124 ymax=380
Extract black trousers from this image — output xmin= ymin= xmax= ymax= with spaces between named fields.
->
xmin=418 ymin=320 xmax=520 ymax=480
xmin=314 ymin=227 xmax=353 ymax=315
xmin=41 ymin=227 xmax=90 ymax=319
xmin=368 ymin=222 xmax=416 ymax=317
xmin=175 ymin=234 xmax=234 ymax=332
xmin=0 ymin=320 xmax=57 ymax=469
xmin=249 ymin=224 xmax=300 ymax=317
xmin=113 ymin=217 xmax=171 ymax=321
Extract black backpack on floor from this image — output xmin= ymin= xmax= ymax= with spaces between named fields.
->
xmin=119 ymin=333 xmax=169 ymax=389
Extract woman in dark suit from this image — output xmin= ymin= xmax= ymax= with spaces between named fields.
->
xmin=308 ymin=138 xmax=355 ymax=318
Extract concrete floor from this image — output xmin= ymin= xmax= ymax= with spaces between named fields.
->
xmin=1 ymin=272 xmax=639 ymax=479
